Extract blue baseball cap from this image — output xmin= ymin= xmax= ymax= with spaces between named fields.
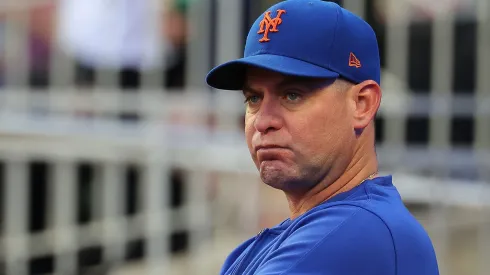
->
xmin=205 ymin=0 xmax=380 ymax=90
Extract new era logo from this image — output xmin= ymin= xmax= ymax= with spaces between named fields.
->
xmin=349 ymin=52 xmax=361 ymax=68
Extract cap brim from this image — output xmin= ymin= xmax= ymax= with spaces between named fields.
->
xmin=205 ymin=54 xmax=339 ymax=90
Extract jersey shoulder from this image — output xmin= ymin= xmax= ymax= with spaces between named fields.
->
xmin=256 ymin=204 xmax=397 ymax=275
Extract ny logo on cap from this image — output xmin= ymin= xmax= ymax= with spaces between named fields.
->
xmin=257 ymin=9 xmax=286 ymax=42
xmin=349 ymin=52 xmax=361 ymax=68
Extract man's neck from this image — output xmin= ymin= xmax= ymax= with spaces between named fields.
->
xmin=286 ymin=143 xmax=378 ymax=220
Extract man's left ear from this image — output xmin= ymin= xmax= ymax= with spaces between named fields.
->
xmin=352 ymin=80 xmax=382 ymax=131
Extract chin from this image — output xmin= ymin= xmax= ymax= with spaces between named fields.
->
xmin=259 ymin=162 xmax=305 ymax=191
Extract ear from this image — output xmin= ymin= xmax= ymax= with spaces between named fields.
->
xmin=351 ymin=80 xmax=382 ymax=131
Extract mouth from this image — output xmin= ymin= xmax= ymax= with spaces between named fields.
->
xmin=255 ymin=145 xmax=290 ymax=162
xmin=255 ymin=145 xmax=287 ymax=152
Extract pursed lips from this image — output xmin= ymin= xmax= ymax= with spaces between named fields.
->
xmin=254 ymin=145 xmax=290 ymax=161
xmin=254 ymin=144 xmax=288 ymax=152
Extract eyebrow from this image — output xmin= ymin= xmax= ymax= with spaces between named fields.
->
xmin=242 ymin=84 xmax=261 ymax=96
xmin=278 ymin=77 xmax=334 ymax=90
xmin=243 ymin=77 xmax=333 ymax=95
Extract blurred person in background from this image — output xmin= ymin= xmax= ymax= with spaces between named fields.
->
xmin=1 ymin=0 xmax=189 ymax=90
xmin=0 ymin=2 xmax=55 ymax=88
xmin=57 ymin=0 xmax=167 ymax=89
xmin=206 ymin=1 xmax=439 ymax=274
xmin=28 ymin=1 xmax=55 ymax=89
xmin=0 ymin=14 xmax=4 ymax=87
xmin=58 ymin=0 xmax=190 ymax=90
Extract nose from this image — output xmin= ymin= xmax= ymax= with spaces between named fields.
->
xmin=253 ymin=98 xmax=284 ymax=134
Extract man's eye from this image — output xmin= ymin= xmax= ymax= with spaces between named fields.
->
xmin=286 ymin=92 xmax=301 ymax=101
xmin=245 ymin=95 xmax=261 ymax=104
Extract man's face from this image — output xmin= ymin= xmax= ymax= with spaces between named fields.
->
xmin=243 ymin=67 xmax=357 ymax=192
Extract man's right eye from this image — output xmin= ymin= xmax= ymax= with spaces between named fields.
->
xmin=244 ymin=95 xmax=261 ymax=104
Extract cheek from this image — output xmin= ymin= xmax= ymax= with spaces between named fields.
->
xmin=244 ymin=115 xmax=255 ymax=148
xmin=290 ymin=108 xmax=351 ymax=154
xmin=244 ymin=113 xmax=253 ymax=131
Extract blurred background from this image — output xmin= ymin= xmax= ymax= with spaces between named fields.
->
xmin=0 ymin=0 xmax=489 ymax=274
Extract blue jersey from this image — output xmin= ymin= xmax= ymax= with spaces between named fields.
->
xmin=220 ymin=175 xmax=439 ymax=275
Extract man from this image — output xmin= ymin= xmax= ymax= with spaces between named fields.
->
xmin=56 ymin=0 xmax=167 ymax=87
xmin=205 ymin=0 xmax=439 ymax=274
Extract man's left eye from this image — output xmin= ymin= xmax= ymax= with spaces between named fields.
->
xmin=286 ymin=92 xmax=301 ymax=101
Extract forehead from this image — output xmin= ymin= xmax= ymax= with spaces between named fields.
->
xmin=244 ymin=66 xmax=335 ymax=90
